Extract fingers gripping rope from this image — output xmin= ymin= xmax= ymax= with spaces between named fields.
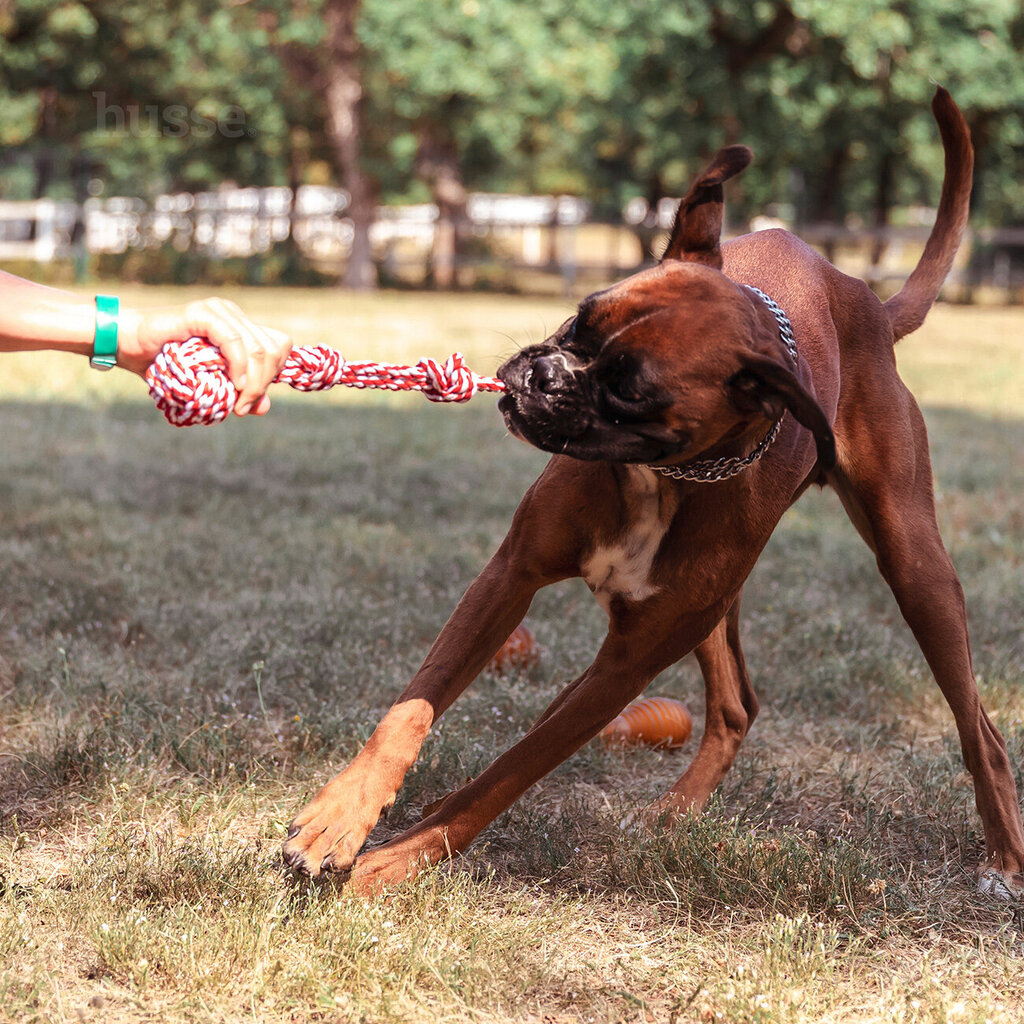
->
xmin=145 ymin=337 xmax=506 ymax=427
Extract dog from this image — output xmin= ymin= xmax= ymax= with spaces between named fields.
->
xmin=283 ymin=88 xmax=1024 ymax=898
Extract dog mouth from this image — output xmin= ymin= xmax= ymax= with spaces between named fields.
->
xmin=497 ymin=370 xmax=682 ymax=463
xmin=497 ymin=388 xmax=578 ymax=454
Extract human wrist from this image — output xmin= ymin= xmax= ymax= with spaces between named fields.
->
xmin=113 ymin=305 xmax=147 ymax=374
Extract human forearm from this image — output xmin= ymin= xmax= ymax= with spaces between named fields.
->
xmin=0 ymin=271 xmax=292 ymax=415
xmin=0 ymin=271 xmax=143 ymax=359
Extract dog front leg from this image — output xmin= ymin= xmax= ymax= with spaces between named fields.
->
xmin=658 ymin=597 xmax=759 ymax=814
xmin=282 ymin=551 xmax=548 ymax=878
xmin=347 ymin=604 xmax=725 ymax=892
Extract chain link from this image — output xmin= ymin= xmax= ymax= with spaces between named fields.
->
xmin=645 ymin=287 xmax=796 ymax=483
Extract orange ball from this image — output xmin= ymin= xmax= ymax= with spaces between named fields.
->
xmin=487 ymin=623 xmax=540 ymax=674
xmin=599 ymin=696 xmax=693 ymax=749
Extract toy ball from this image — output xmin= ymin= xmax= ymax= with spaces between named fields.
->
xmin=599 ymin=696 xmax=693 ymax=749
xmin=487 ymin=624 xmax=540 ymax=674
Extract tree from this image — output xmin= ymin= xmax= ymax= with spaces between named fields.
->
xmin=322 ymin=0 xmax=375 ymax=289
xmin=359 ymin=0 xmax=610 ymax=284
xmin=4 ymin=0 xmax=1023 ymax=292
xmin=578 ymin=0 xmax=1024 ymax=241
xmin=247 ymin=0 xmax=377 ymax=288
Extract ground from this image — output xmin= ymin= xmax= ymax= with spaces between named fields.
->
xmin=1 ymin=287 xmax=1022 ymax=1022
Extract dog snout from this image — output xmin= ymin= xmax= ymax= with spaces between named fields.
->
xmin=498 ymin=349 xmax=575 ymax=400
xmin=496 ymin=352 xmax=529 ymax=390
xmin=533 ymin=354 xmax=581 ymax=397
xmin=532 ymin=355 xmax=561 ymax=394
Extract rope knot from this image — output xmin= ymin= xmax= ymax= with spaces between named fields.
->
xmin=417 ymin=353 xmax=478 ymax=403
xmin=278 ymin=345 xmax=346 ymax=392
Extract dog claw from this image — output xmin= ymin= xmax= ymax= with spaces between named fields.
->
xmin=282 ymin=847 xmax=306 ymax=871
xmin=285 ymin=824 xmax=301 ymax=840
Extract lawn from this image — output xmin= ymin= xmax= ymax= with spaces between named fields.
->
xmin=0 ymin=286 xmax=1022 ymax=1023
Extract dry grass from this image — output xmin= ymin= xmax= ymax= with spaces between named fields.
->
xmin=0 ymin=288 xmax=1022 ymax=1022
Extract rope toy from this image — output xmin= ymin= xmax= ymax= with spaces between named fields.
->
xmin=145 ymin=337 xmax=507 ymax=427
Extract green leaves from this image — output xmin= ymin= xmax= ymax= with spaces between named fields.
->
xmin=1 ymin=0 xmax=1023 ymax=226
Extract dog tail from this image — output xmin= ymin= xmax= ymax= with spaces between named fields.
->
xmin=884 ymin=87 xmax=973 ymax=343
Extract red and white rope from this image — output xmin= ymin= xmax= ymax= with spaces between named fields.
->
xmin=145 ymin=337 xmax=506 ymax=427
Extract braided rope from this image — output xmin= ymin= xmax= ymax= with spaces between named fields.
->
xmin=145 ymin=337 xmax=506 ymax=427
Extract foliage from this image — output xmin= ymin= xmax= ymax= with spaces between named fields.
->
xmin=0 ymin=1 xmax=290 ymax=197
xmin=1 ymin=1 xmax=1022 ymax=229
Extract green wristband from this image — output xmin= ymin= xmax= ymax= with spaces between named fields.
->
xmin=91 ymin=294 xmax=119 ymax=371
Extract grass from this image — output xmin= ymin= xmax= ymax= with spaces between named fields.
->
xmin=0 ymin=285 xmax=1022 ymax=1022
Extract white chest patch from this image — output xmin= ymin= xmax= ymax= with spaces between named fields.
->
xmin=582 ymin=469 xmax=672 ymax=614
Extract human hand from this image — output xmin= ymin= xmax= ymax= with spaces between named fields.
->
xmin=118 ymin=297 xmax=293 ymax=416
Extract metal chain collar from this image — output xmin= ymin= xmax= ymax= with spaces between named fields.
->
xmin=644 ymin=286 xmax=797 ymax=483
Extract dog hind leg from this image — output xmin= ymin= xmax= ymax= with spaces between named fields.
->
xmin=831 ymin=391 xmax=1024 ymax=896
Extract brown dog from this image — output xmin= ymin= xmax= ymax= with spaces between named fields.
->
xmin=283 ymin=88 xmax=1024 ymax=898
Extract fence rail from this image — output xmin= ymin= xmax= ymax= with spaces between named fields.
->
xmin=0 ymin=187 xmax=1021 ymax=298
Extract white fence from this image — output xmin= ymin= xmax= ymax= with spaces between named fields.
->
xmin=0 ymin=186 xmax=1021 ymax=295
xmin=0 ymin=186 xmax=590 ymax=267
xmin=0 ymin=199 xmax=78 ymax=261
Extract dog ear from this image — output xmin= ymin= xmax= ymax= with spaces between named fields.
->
xmin=661 ymin=146 xmax=752 ymax=267
xmin=728 ymin=354 xmax=837 ymax=471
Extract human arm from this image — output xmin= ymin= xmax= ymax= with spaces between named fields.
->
xmin=0 ymin=271 xmax=292 ymax=416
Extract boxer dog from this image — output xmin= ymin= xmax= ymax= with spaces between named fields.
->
xmin=283 ymin=88 xmax=1024 ymax=898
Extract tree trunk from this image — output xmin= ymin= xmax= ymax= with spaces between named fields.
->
xmin=627 ymin=171 xmax=665 ymax=262
xmin=809 ymin=143 xmax=850 ymax=263
xmin=323 ymin=0 xmax=376 ymax=290
xmin=966 ymin=111 xmax=990 ymax=219
xmin=869 ymin=149 xmax=894 ymax=275
xmin=28 ymin=88 xmax=58 ymax=242
xmin=416 ymin=117 xmax=468 ymax=290
xmin=810 ymin=144 xmax=849 ymax=224
xmin=868 ymin=57 xmax=896 ymax=277
xmin=281 ymin=126 xmax=310 ymax=284
xmin=964 ymin=110 xmax=991 ymax=303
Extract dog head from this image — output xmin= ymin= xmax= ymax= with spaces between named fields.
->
xmin=498 ymin=148 xmax=835 ymax=471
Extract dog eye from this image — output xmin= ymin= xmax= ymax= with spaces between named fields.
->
xmin=604 ymin=377 xmax=644 ymax=404
xmin=598 ymin=377 xmax=651 ymax=425
xmin=600 ymin=354 xmax=646 ymax=403
xmin=547 ymin=316 xmax=574 ymax=344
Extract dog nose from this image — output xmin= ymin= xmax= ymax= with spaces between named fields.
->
xmin=532 ymin=355 xmax=565 ymax=395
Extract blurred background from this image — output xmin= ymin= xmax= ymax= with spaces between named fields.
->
xmin=1 ymin=0 xmax=1022 ymax=299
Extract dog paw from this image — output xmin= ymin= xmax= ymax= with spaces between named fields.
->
xmin=347 ymin=833 xmax=448 ymax=896
xmin=646 ymin=792 xmax=701 ymax=822
xmin=977 ymin=868 xmax=1023 ymax=901
xmin=282 ymin=771 xmax=396 ymax=878
xmin=346 ymin=848 xmax=421 ymax=896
